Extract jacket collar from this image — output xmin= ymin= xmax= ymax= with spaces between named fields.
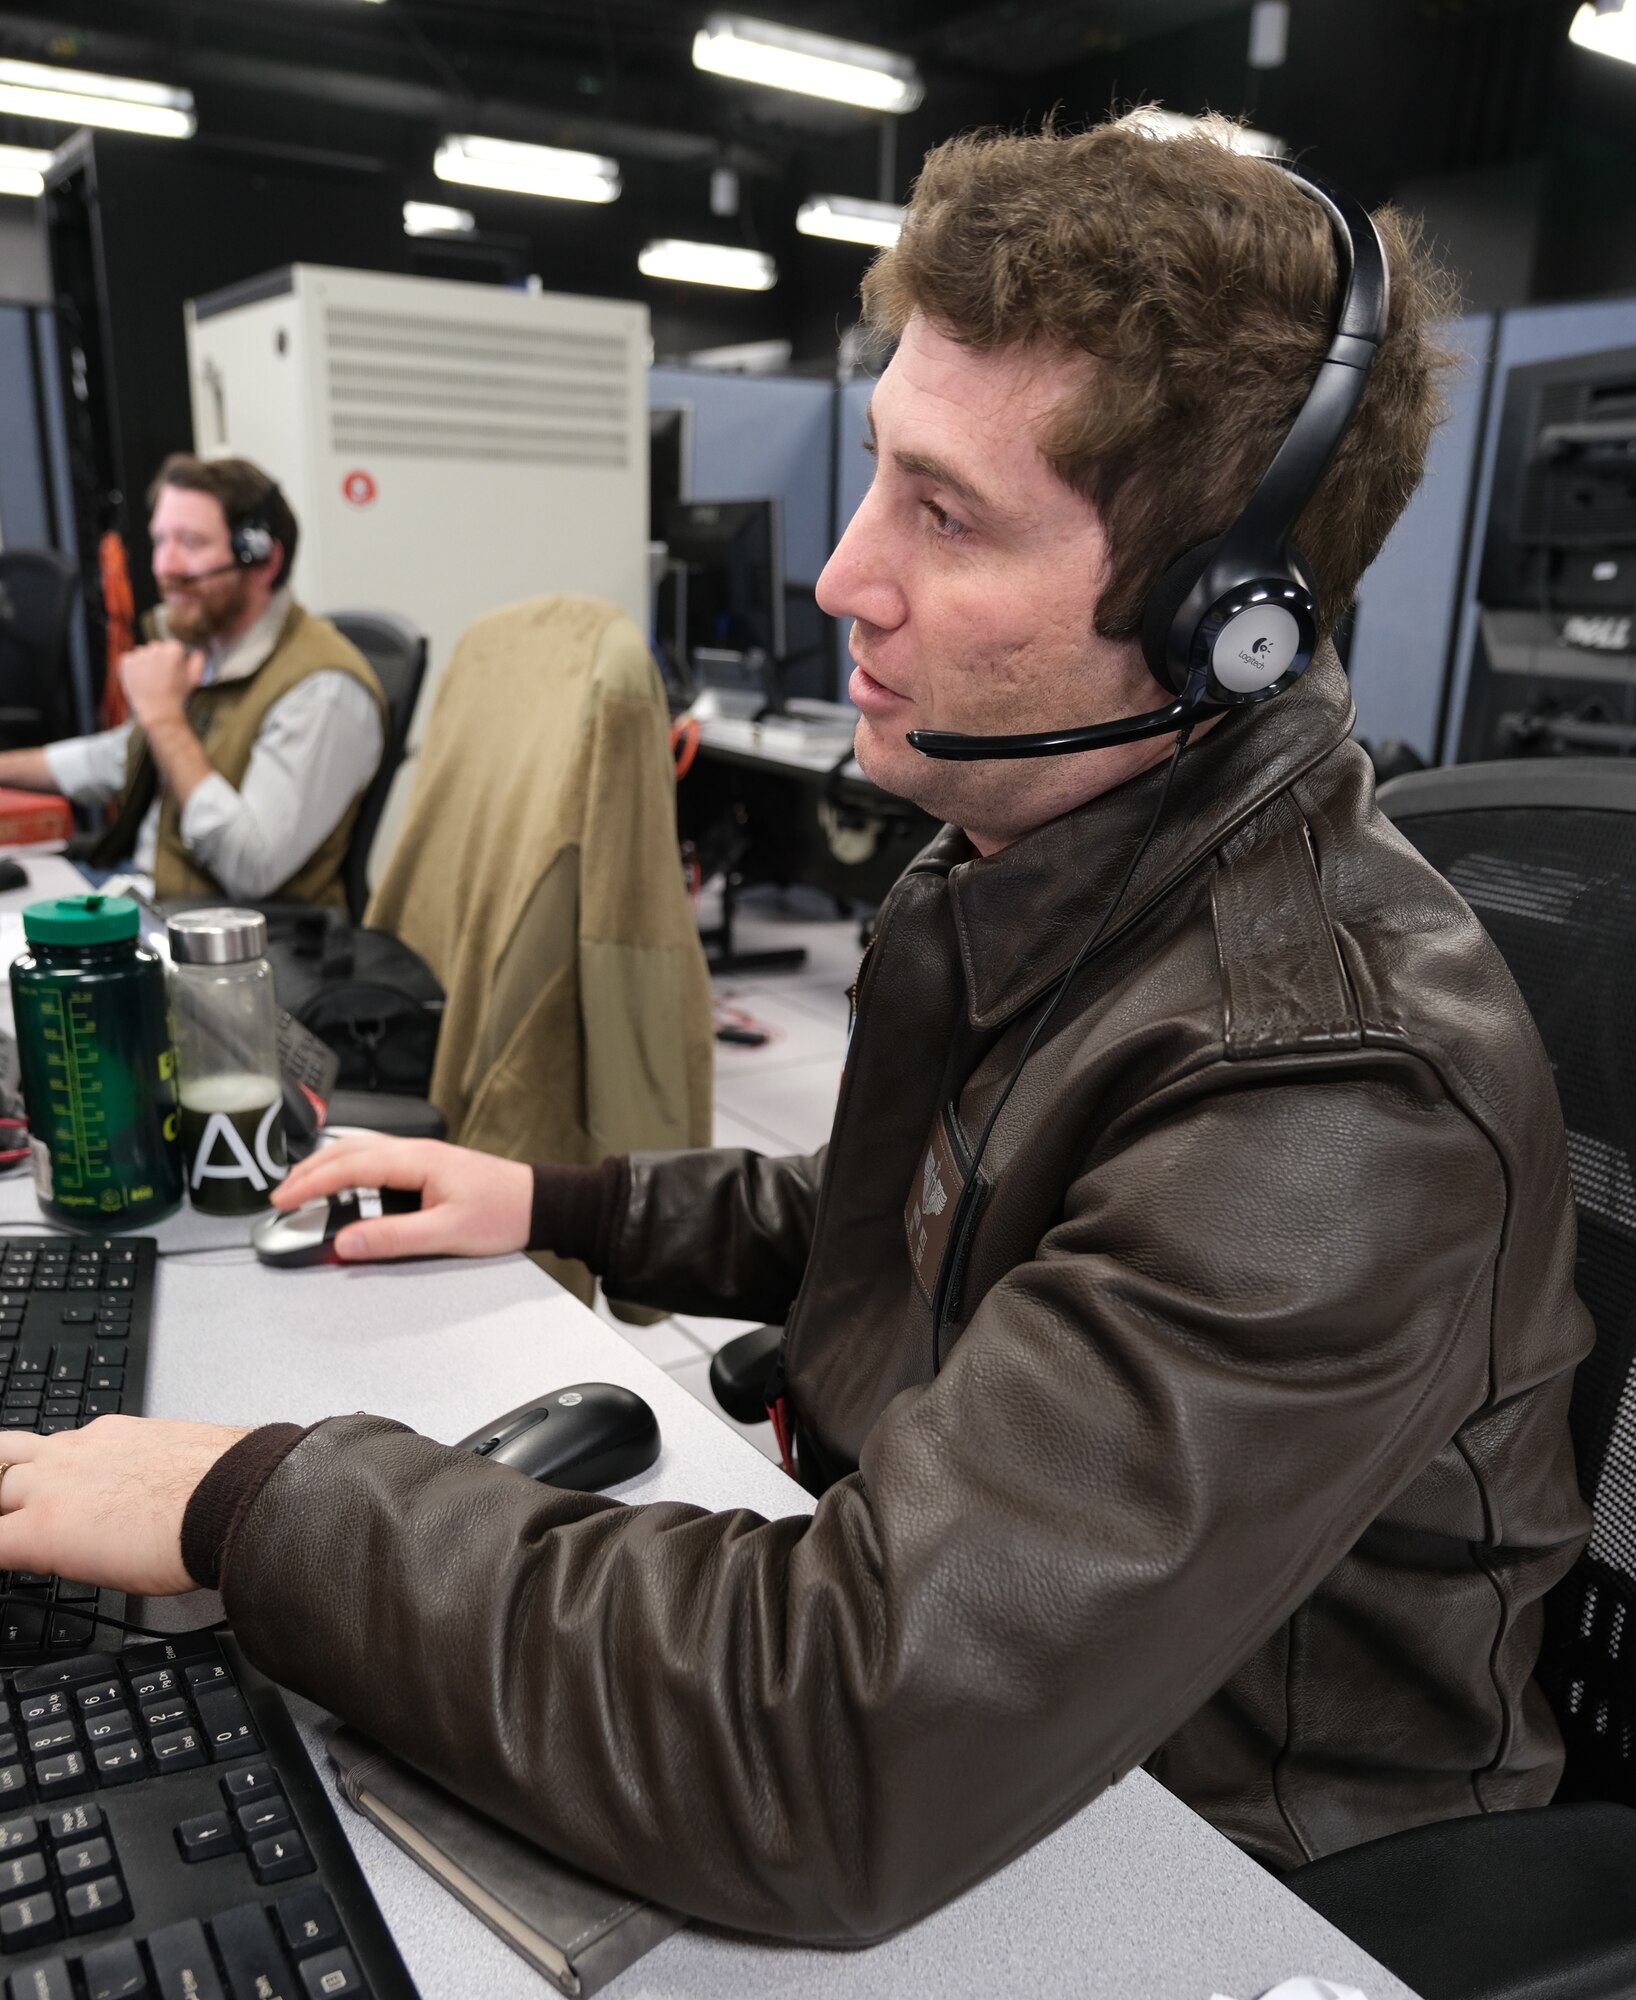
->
xmin=913 ymin=645 xmax=1356 ymax=1030
xmin=200 ymin=588 xmax=297 ymax=687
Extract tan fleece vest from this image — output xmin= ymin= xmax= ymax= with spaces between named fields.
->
xmin=125 ymin=604 xmax=386 ymax=906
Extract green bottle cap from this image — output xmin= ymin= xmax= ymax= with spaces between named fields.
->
xmin=21 ymin=895 xmax=142 ymax=946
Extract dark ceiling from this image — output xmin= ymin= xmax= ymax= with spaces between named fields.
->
xmin=0 ymin=0 xmax=1631 ymax=359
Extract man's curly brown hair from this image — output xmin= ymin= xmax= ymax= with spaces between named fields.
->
xmin=860 ymin=115 xmax=1461 ymax=641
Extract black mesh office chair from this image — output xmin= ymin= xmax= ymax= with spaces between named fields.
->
xmin=1286 ymin=758 xmax=1636 ymax=2000
xmin=325 ymin=610 xmax=428 ymax=922
xmin=0 ymin=548 xmax=77 ymax=750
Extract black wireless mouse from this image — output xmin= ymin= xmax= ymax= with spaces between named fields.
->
xmin=251 ymin=1186 xmax=422 ymax=1266
xmin=0 ymin=859 xmax=28 ymax=893
xmin=457 ymin=1384 xmax=661 ymax=1492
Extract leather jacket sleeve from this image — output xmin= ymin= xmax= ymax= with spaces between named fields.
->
xmin=599 ymin=1144 xmax=827 ymax=1323
xmin=221 ymin=1063 xmax=1508 ymax=1945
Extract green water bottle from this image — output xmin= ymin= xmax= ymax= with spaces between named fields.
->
xmin=9 ymin=895 xmax=183 ymax=1229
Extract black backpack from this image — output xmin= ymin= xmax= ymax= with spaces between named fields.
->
xmin=259 ymin=907 xmax=444 ymax=1096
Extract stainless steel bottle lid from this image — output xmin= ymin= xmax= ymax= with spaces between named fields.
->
xmin=166 ymin=908 xmax=269 ymax=965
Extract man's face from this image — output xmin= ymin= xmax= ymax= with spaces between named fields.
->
xmin=816 ymin=315 xmax=1174 ymax=851
xmin=149 ymin=485 xmax=258 ymax=647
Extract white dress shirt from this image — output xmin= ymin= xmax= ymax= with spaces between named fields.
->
xmin=45 ymin=590 xmax=385 ymax=900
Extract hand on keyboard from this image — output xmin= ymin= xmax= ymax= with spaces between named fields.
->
xmin=0 ymin=1418 xmax=250 ymax=1597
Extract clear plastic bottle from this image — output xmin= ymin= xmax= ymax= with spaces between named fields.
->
xmin=10 ymin=894 xmax=182 ymax=1227
xmin=167 ymin=909 xmax=287 ymax=1215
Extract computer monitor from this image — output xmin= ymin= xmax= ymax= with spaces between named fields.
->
xmin=648 ymin=405 xmax=692 ymax=541
xmin=662 ymin=496 xmax=786 ymax=680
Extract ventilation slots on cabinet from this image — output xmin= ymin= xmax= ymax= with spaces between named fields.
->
xmin=182 ymin=265 xmax=650 ymax=747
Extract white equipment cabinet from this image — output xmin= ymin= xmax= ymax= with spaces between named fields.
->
xmin=184 ymin=264 xmax=650 ymax=868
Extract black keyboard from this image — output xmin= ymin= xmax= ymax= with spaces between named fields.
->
xmin=0 ymin=1235 xmax=155 ymax=1656
xmin=0 ymin=1632 xmax=416 ymax=2000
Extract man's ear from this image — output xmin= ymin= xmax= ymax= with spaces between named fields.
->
xmin=262 ymin=541 xmax=286 ymax=588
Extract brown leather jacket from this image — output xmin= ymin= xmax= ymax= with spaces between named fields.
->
xmin=221 ymin=648 xmax=1592 ymax=1942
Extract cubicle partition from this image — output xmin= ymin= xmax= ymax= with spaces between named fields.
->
xmin=649 ymin=366 xmax=842 ymax=698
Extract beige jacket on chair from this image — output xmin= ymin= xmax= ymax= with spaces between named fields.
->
xmin=366 ymin=595 xmax=714 ymax=1302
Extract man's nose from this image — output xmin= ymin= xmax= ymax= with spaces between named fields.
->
xmin=817 ymin=494 xmax=903 ymax=630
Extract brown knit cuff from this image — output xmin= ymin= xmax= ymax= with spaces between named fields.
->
xmin=181 ymin=1422 xmax=312 ymax=1590
xmin=529 ymin=1156 xmax=630 ymax=1272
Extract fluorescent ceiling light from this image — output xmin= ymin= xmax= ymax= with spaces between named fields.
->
xmin=638 ymin=238 xmax=777 ymax=291
xmin=693 ymin=15 xmax=923 ymax=114
xmin=0 ymin=58 xmax=196 ymax=139
xmin=1128 ymin=107 xmax=1287 ymax=157
xmin=797 ymin=193 xmax=904 ymax=248
xmin=435 ymin=134 xmax=620 ymax=204
xmin=1569 ymin=0 xmax=1636 ymax=65
xmin=0 ymin=145 xmax=53 ymax=198
xmin=403 ymin=200 xmax=474 ymax=237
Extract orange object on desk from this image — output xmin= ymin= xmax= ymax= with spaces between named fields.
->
xmin=0 ymin=788 xmax=73 ymax=846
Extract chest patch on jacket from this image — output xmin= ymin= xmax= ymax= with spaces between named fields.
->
xmin=906 ymin=1109 xmax=969 ymax=1306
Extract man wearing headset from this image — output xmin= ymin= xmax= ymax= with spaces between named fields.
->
xmin=0 ymin=454 xmax=385 ymax=907
xmin=0 ymin=121 xmax=1592 ymax=1940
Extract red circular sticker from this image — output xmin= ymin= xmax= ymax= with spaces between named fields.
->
xmin=342 ymin=469 xmax=378 ymax=507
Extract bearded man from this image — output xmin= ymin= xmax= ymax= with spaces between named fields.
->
xmin=0 ymin=454 xmax=385 ymax=906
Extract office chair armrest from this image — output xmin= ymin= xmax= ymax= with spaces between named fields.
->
xmin=1284 ymin=1800 xmax=1636 ymax=2000
xmin=708 ymin=1323 xmax=783 ymax=1424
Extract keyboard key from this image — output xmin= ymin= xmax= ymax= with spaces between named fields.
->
xmin=249 ymin=1830 xmax=314 ymax=1884
xmin=90 ymin=1743 xmax=142 ymax=1786
xmin=79 ymin=1938 xmax=147 ymax=2000
xmin=196 ymin=1690 xmax=260 ymax=1761
xmin=25 ymin=1722 xmax=75 ymax=1757
xmin=211 ymin=1903 xmax=297 ymax=2000
xmin=74 ymin=1682 xmax=120 ymax=1715
xmin=141 ymin=1699 xmax=189 ymax=1733
xmin=0 ymin=1739 xmax=15 ymax=1766
xmin=0 ymin=1610 xmax=45 ymax=1649
xmin=0 ymin=1772 xmax=26 ymax=1806
xmin=272 ymin=1888 xmax=340 ymax=1957
xmin=5 ymin=1955 xmax=72 ymax=2000
xmin=40 ymin=1402 xmax=78 ymax=1421
xmin=236 ymin=1796 xmax=291 ymax=1839
xmin=54 ymin=1837 xmax=111 ymax=1881
xmin=175 ymin=1813 xmax=232 ymax=1862
xmin=52 ymin=1583 xmax=96 ymax=1603
xmin=36 ymin=1421 xmax=77 ymax=1437
xmin=64 ymin=1874 xmax=127 ymax=1932
xmin=48 ymin=1616 xmax=93 ymax=1650
xmin=149 ymin=1729 xmax=204 ymax=1773
xmin=0 ymin=1890 xmax=59 ymax=1952
xmin=18 ymin=1694 xmax=68 ymax=1725
xmin=296 ymin=1948 xmax=363 ymax=2000
xmin=0 ymin=1823 xmax=34 ymax=1858
xmin=223 ymin=1762 xmax=276 ymax=1800
xmin=58 ymin=1311 xmax=94 ymax=1327
xmin=148 ymin=1919 xmax=226 ymax=2000
xmin=32 ymin=1752 xmax=88 ymax=1798
xmin=128 ymin=1667 xmax=178 ymax=1703
xmin=47 ymin=1805 xmax=102 ymax=1844
xmin=82 ymin=1398 xmax=118 ymax=1420
xmin=82 ymin=1711 xmax=133 ymax=1747
xmin=0 ymin=1858 xmax=42 ymax=1896
xmin=184 ymin=1661 xmax=230 ymax=1694
xmin=87 ymin=1371 xmax=123 ymax=1394
xmin=17 ymin=1658 xmax=117 ymax=1696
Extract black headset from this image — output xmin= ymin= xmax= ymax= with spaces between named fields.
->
xmin=905 ymin=160 xmax=1390 ymax=765
xmin=229 ymin=482 xmax=286 ymax=569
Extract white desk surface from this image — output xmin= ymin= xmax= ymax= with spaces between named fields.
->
xmin=0 ymin=854 xmax=1418 ymax=2000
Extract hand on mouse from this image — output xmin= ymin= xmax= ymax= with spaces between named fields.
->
xmin=272 ymin=1136 xmax=533 ymax=1262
